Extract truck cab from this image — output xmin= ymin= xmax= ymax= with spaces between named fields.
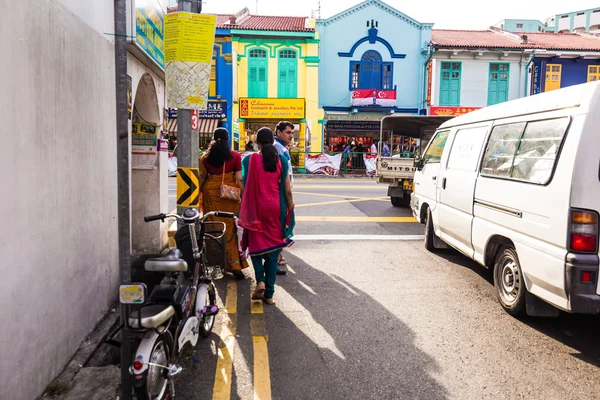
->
xmin=376 ymin=115 xmax=453 ymax=207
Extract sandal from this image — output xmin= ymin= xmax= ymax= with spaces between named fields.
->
xmin=278 ymin=256 xmax=287 ymax=266
xmin=262 ymin=297 xmax=276 ymax=305
xmin=252 ymin=282 xmax=265 ymax=300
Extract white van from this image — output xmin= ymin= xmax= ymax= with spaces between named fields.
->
xmin=412 ymin=81 xmax=600 ymax=317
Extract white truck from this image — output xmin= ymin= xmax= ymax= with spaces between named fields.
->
xmin=376 ymin=115 xmax=453 ymax=207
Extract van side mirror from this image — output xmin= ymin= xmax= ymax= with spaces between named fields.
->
xmin=414 ymin=156 xmax=424 ymax=171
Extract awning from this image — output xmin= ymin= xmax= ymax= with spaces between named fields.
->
xmin=199 ymin=118 xmax=219 ymax=135
xmin=166 ymin=118 xmax=219 ymax=136
xmin=167 ymin=118 xmax=177 ymax=133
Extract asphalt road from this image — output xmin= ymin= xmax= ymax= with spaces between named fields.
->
xmin=174 ymin=177 xmax=600 ymax=400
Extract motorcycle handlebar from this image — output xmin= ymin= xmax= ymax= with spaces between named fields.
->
xmin=144 ymin=213 xmax=166 ymax=222
xmin=213 ymin=211 xmax=235 ymax=219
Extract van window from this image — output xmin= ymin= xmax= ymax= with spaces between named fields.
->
xmin=512 ymin=118 xmax=570 ymax=184
xmin=481 ymin=123 xmax=526 ymax=178
xmin=423 ymin=130 xmax=450 ymax=165
xmin=481 ymin=118 xmax=569 ymax=184
xmin=446 ymin=126 xmax=489 ymax=171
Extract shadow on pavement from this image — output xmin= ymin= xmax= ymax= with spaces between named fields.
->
xmin=264 ymin=251 xmax=449 ymax=400
xmin=431 ymin=247 xmax=600 ymax=369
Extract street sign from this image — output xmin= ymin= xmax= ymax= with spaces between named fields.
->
xmin=191 ymin=110 xmax=199 ymax=130
xmin=177 ymin=167 xmax=200 ymax=207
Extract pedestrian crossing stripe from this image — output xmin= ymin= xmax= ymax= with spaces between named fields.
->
xmin=177 ymin=167 xmax=200 ymax=207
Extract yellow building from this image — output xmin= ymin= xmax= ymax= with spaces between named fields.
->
xmin=224 ymin=12 xmax=322 ymax=167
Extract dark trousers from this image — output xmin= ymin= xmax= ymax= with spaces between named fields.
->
xmin=251 ymin=250 xmax=281 ymax=299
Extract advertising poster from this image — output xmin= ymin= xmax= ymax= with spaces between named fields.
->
xmin=165 ymin=12 xmax=217 ymax=109
xmin=135 ymin=1 xmax=165 ymax=68
xmin=132 ymin=122 xmax=158 ymax=169
xmin=305 ymin=153 xmax=342 ymax=176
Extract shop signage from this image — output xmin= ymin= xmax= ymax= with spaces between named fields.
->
xmin=199 ymin=101 xmax=227 ymax=119
xmin=326 ymin=120 xmax=380 ymax=131
xmin=325 ymin=114 xmax=383 ymax=121
xmin=239 ymin=98 xmax=305 ymax=119
xmin=136 ymin=1 xmax=165 ymax=68
xmin=168 ymin=109 xmax=178 ymax=119
xmin=426 ymin=61 xmax=432 ymax=106
xmin=429 ymin=106 xmax=481 ymax=116
xmin=531 ymin=61 xmax=543 ymax=95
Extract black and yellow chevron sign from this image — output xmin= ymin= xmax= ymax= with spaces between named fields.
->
xmin=177 ymin=167 xmax=200 ymax=207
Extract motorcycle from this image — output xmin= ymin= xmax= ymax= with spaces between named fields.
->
xmin=117 ymin=208 xmax=233 ymax=399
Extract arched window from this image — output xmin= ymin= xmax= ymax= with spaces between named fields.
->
xmin=349 ymin=50 xmax=393 ymax=91
xmin=248 ymin=48 xmax=268 ymax=97
xmin=278 ymin=50 xmax=298 ymax=98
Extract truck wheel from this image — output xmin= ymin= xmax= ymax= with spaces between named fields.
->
xmin=424 ymin=208 xmax=436 ymax=252
xmin=493 ymin=246 xmax=527 ymax=316
xmin=391 ymin=197 xmax=402 ymax=207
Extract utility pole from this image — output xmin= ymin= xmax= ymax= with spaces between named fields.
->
xmin=114 ymin=0 xmax=132 ymax=398
xmin=176 ymin=0 xmax=202 ymax=221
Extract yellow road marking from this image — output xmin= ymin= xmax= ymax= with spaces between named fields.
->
xmin=293 ymin=185 xmax=382 ymax=189
xmin=253 ymin=336 xmax=271 ymax=400
xmin=225 ymin=280 xmax=237 ymax=314
xmin=250 ymin=281 xmax=264 ymax=314
xmin=296 ymin=197 xmax=389 ymax=208
xmin=212 ymin=281 xmax=237 ymax=400
xmin=296 ymin=216 xmax=417 ymax=223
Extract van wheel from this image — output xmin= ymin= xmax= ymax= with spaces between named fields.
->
xmin=424 ymin=208 xmax=436 ymax=252
xmin=493 ymin=247 xmax=527 ymax=316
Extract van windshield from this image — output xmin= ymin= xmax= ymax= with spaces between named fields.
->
xmin=423 ymin=130 xmax=450 ymax=165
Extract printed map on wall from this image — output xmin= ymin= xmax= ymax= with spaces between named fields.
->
xmin=165 ymin=12 xmax=216 ymax=109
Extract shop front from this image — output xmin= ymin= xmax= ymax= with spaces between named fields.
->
xmin=237 ymin=97 xmax=309 ymax=169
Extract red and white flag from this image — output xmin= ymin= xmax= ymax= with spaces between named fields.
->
xmin=375 ymin=90 xmax=396 ymax=107
xmin=351 ymin=89 xmax=375 ymax=106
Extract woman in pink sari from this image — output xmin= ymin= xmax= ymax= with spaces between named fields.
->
xmin=238 ymin=128 xmax=295 ymax=305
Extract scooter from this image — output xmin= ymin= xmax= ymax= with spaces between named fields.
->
xmin=118 ymin=208 xmax=233 ymax=400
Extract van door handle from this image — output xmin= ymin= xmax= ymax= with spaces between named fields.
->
xmin=442 ymin=177 xmax=447 ymax=189
xmin=432 ymin=176 xmax=437 ymax=180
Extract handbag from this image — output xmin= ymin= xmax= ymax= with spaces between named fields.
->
xmin=220 ymin=162 xmax=241 ymax=202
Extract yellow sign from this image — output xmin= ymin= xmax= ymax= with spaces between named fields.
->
xmin=177 ymin=167 xmax=200 ymax=207
xmin=240 ymin=98 xmax=305 ymax=119
xmin=164 ymin=12 xmax=217 ymax=63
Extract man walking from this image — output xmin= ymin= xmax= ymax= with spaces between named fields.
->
xmin=273 ymin=121 xmax=295 ymax=275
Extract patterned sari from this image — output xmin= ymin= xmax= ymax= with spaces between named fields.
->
xmin=199 ymin=154 xmax=249 ymax=272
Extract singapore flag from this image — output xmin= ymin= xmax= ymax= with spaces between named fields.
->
xmin=375 ymin=90 xmax=396 ymax=107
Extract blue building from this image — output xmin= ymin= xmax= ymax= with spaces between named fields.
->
xmin=316 ymin=0 xmax=432 ymax=152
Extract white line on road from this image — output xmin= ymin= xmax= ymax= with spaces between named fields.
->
xmin=293 ymin=234 xmax=424 ymax=241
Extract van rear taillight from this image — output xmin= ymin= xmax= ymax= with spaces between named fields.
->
xmin=569 ymin=209 xmax=599 ymax=253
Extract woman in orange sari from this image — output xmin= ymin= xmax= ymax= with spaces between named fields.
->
xmin=199 ymin=128 xmax=249 ymax=279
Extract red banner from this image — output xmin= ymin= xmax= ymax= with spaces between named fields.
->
xmin=429 ymin=106 xmax=481 ymax=116
xmin=426 ymin=61 xmax=432 ymax=106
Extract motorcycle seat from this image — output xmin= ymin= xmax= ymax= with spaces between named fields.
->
xmin=128 ymin=304 xmax=175 ymax=329
xmin=145 ymin=249 xmax=188 ymax=272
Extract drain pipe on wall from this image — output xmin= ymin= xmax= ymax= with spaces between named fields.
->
xmin=524 ymin=50 xmax=537 ymax=97
xmin=114 ymin=0 xmax=133 ymax=398
xmin=422 ymin=44 xmax=435 ymax=112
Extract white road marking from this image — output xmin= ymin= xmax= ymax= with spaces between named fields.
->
xmin=292 ymin=234 xmax=424 ymax=241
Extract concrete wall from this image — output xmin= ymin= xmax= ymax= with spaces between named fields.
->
xmin=0 ymin=0 xmax=119 ymax=398
xmin=128 ymin=55 xmax=169 ymax=253
xmin=431 ymin=54 xmax=525 ymax=107
xmin=317 ymin=1 xmax=431 ymax=111
xmin=497 ymin=19 xmax=545 ymax=33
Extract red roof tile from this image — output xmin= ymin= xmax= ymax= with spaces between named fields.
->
xmin=166 ymin=6 xmax=313 ymax=32
xmin=432 ymin=29 xmax=600 ymax=51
